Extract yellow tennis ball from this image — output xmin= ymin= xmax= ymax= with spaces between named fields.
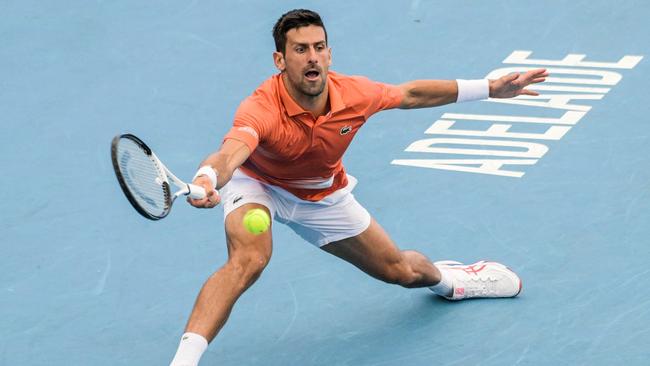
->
xmin=243 ymin=208 xmax=270 ymax=235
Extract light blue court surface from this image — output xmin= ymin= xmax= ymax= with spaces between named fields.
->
xmin=2 ymin=1 xmax=650 ymax=365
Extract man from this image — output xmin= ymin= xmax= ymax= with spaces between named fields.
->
xmin=170 ymin=9 xmax=547 ymax=366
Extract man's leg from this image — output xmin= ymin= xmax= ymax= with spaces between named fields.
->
xmin=170 ymin=203 xmax=273 ymax=366
xmin=321 ymin=217 xmax=522 ymax=299
xmin=321 ymin=218 xmax=442 ymax=288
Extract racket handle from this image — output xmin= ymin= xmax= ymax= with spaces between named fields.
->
xmin=186 ymin=183 xmax=207 ymax=199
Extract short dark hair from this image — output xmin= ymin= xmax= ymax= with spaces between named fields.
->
xmin=272 ymin=9 xmax=328 ymax=54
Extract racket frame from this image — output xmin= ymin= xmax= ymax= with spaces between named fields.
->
xmin=111 ymin=134 xmax=206 ymax=220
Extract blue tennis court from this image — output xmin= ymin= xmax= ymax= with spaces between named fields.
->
xmin=2 ymin=1 xmax=649 ymax=365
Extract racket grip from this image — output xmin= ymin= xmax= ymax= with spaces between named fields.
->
xmin=187 ymin=184 xmax=207 ymax=199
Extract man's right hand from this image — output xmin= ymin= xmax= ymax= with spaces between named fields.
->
xmin=187 ymin=175 xmax=221 ymax=208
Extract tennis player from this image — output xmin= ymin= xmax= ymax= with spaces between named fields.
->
xmin=170 ymin=9 xmax=547 ymax=366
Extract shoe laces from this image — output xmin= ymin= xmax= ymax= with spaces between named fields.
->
xmin=461 ymin=276 xmax=498 ymax=297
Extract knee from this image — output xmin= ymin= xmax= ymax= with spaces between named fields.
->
xmin=224 ymin=232 xmax=272 ymax=289
xmin=224 ymin=224 xmax=272 ymax=288
xmin=229 ymin=251 xmax=270 ymax=286
xmin=378 ymin=257 xmax=418 ymax=288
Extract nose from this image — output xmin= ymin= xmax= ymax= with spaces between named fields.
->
xmin=307 ymin=46 xmax=318 ymax=64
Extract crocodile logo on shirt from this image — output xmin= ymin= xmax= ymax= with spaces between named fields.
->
xmin=340 ymin=125 xmax=352 ymax=135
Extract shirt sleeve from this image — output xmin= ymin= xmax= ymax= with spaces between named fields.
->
xmin=223 ymin=97 xmax=271 ymax=152
xmin=352 ymin=76 xmax=404 ymax=119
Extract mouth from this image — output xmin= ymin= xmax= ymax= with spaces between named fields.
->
xmin=304 ymin=68 xmax=321 ymax=81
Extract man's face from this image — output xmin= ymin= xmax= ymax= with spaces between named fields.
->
xmin=274 ymin=25 xmax=331 ymax=98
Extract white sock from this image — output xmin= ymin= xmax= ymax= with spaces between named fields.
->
xmin=170 ymin=332 xmax=208 ymax=366
xmin=429 ymin=266 xmax=454 ymax=296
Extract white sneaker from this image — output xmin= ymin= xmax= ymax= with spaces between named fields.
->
xmin=433 ymin=260 xmax=522 ymax=300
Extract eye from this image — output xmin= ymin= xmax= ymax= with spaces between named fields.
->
xmin=295 ymin=46 xmax=305 ymax=53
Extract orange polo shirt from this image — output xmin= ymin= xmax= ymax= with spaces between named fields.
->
xmin=224 ymin=70 xmax=403 ymax=201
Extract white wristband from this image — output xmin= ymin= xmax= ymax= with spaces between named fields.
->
xmin=193 ymin=166 xmax=218 ymax=188
xmin=456 ymin=79 xmax=489 ymax=103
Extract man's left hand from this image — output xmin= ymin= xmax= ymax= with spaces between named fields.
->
xmin=489 ymin=68 xmax=549 ymax=99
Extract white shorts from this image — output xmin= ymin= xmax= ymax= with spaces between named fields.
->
xmin=219 ymin=169 xmax=371 ymax=247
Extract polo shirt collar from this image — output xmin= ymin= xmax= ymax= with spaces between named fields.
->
xmin=278 ymin=72 xmax=346 ymax=117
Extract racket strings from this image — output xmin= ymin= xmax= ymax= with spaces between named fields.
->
xmin=116 ymin=140 xmax=170 ymax=216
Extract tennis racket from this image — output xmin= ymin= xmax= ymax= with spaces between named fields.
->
xmin=111 ymin=133 xmax=207 ymax=220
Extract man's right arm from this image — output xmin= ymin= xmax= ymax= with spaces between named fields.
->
xmin=188 ymin=138 xmax=252 ymax=208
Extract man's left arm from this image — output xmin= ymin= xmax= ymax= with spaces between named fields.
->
xmin=396 ymin=68 xmax=548 ymax=109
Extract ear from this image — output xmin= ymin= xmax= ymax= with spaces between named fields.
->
xmin=273 ymin=51 xmax=285 ymax=72
xmin=327 ymin=47 xmax=332 ymax=67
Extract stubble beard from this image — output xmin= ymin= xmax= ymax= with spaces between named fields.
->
xmin=300 ymin=77 xmax=326 ymax=97
xmin=286 ymin=71 xmax=327 ymax=98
